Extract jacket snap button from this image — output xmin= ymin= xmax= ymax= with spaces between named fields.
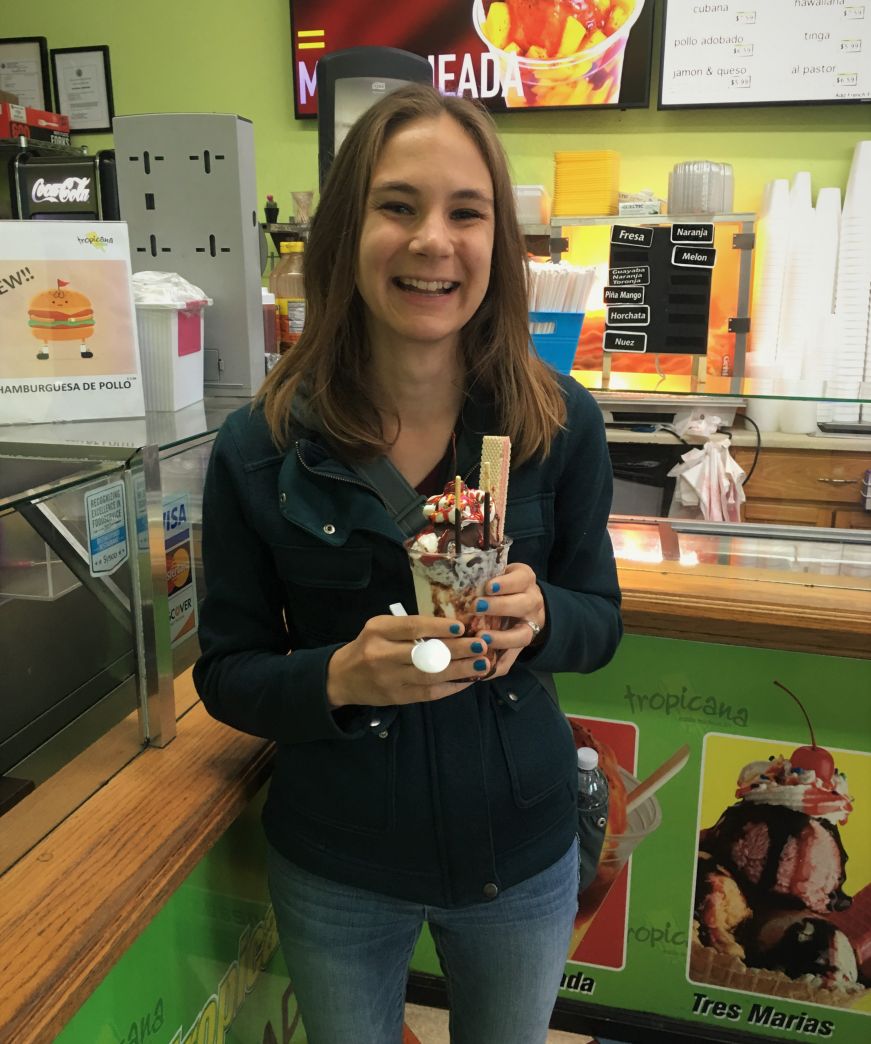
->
xmin=323 ymin=523 xmax=336 ymax=535
xmin=279 ymin=492 xmax=286 ymax=504
xmin=369 ymin=718 xmax=381 ymax=729
xmin=378 ymin=730 xmax=389 ymax=739
xmin=483 ymin=882 xmax=499 ymax=899
xmin=507 ymin=692 xmax=519 ymax=702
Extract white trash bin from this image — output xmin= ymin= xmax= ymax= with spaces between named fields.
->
xmin=132 ymin=272 xmax=212 ymax=411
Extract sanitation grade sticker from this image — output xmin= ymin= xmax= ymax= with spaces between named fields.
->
xmin=164 ymin=492 xmax=197 ymax=646
xmin=85 ymin=480 xmax=129 ymax=576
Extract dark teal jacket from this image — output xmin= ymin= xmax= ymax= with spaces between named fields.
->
xmin=193 ymin=375 xmax=622 ymax=906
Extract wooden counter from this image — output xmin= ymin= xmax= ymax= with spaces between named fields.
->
xmin=618 ymin=559 xmax=871 ymax=658
xmin=0 ymin=673 xmax=274 ymax=1044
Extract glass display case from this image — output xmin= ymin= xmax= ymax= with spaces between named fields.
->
xmin=0 ymin=398 xmax=243 ymax=871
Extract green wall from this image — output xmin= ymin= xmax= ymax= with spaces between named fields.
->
xmin=5 ymin=0 xmax=869 ymax=216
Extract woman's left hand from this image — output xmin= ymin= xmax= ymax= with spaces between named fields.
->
xmin=473 ymin=562 xmax=546 ymax=679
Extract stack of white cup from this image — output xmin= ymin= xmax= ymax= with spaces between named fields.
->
xmin=831 ymin=141 xmax=871 ymax=423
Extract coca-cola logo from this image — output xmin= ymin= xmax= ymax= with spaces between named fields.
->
xmin=31 ymin=176 xmax=92 ymax=204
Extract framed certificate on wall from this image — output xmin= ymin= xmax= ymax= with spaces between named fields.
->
xmin=0 ymin=37 xmax=52 ymax=111
xmin=50 ymin=45 xmax=115 ymax=132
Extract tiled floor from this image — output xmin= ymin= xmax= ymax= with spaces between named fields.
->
xmin=403 ymin=1003 xmax=594 ymax=1043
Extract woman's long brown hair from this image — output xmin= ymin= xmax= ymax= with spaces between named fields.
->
xmin=258 ymin=84 xmax=566 ymax=466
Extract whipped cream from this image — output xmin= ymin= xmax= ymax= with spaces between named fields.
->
xmin=736 ymin=756 xmax=853 ymax=825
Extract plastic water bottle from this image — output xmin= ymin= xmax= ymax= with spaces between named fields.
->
xmin=577 ymin=746 xmax=609 ymax=895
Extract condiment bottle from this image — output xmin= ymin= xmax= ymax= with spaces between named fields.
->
xmin=268 ymin=241 xmax=305 ymax=353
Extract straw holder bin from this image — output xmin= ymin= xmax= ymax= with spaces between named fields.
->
xmin=528 ymin=311 xmax=585 ymax=374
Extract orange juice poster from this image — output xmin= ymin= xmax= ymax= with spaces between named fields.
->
xmin=0 ymin=221 xmax=144 ymax=424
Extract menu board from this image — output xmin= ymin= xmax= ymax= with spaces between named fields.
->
xmin=660 ymin=0 xmax=871 ymax=108
xmin=604 ymin=223 xmax=715 ymax=356
xmin=290 ymin=0 xmax=655 ymax=117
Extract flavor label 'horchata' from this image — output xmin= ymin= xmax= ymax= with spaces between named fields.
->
xmin=607 ymin=305 xmax=651 ymax=328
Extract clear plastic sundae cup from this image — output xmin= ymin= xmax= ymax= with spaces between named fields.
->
xmin=405 ymin=537 xmax=513 ymax=670
xmin=473 ymin=0 xmax=646 ymax=109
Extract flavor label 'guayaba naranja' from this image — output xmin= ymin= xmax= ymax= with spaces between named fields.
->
xmin=608 ymin=265 xmax=650 ymax=286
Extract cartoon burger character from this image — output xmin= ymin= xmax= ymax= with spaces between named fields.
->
xmin=28 ymin=280 xmax=95 ymax=360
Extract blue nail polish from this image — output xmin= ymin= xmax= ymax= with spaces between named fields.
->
xmin=471 ymin=641 xmax=484 ymax=654
xmin=491 ymin=582 xmax=501 ymax=593
xmin=475 ymin=598 xmax=489 ymax=612
xmin=482 ymin=633 xmax=492 ymax=645
xmin=474 ymin=659 xmax=487 ymax=672
xmin=449 ymin=623 xmax=462 ymax=635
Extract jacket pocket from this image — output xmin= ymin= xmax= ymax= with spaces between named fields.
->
xmin=281 ymin=718 xmax=399 ymax=834
xmin=492 ymin=673 xmax=576 ymax=808
xmin=273 ymin=544 xmax=371 ymax=589
xmin=273 ymin=543 xmax=374 ymax=643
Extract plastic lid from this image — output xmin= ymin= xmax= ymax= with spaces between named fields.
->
xmin=261 ymin=288 xmax=275 ymax=304
xmin=279 ymin=240 xmax=304 ymax=254
xmin=577 ymin=747 xmax=599 ymax=770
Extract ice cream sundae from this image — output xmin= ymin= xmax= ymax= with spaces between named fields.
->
xmin=405 ymin=437 xmax=512 ymax=637
xmin=690 ymin=681 xmax=867 ymax=1007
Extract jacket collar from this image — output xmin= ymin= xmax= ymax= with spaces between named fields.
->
xmin=278 ymin=382 xmax=499 ymax=547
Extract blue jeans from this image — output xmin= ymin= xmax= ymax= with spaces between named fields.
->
xmin=267 ymin=839 xmax=578 ymax=1044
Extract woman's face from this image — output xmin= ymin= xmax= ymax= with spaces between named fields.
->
xmin=356 ymin=113 xmax=495 ymax=360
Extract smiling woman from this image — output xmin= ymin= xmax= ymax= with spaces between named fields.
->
xmin=356 ymin=114 xmax=495 ymax=368
xmin=194 ymin=83 xmax=623 ymax=1044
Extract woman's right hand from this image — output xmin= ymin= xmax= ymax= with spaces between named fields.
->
xmin=326 ymin=614 xmax=493 ymax=709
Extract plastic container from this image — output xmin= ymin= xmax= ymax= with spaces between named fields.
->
xmin=668 ymin=161 xmax=734 ymax=215
xmin=577 ymin=747 xmax=609 ymax=895
xmin=132 ymin=272 xmax=212 ymax=412
xmin=513 ymin=185 xmax=551 ymax=224
xmin=528 ymin=311 xmax=585 ymax=374
xmin=269 ymin=241 xmax=305 ymax=352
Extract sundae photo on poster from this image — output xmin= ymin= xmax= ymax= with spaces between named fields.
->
xmin=690 ymin=686 xmax=871 ymax=1013
xmin=565 ymin=716 xmax=688 ymax=969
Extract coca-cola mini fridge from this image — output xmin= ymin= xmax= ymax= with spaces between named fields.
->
xmin=8 ymin=150 xmax=119 ymax=220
